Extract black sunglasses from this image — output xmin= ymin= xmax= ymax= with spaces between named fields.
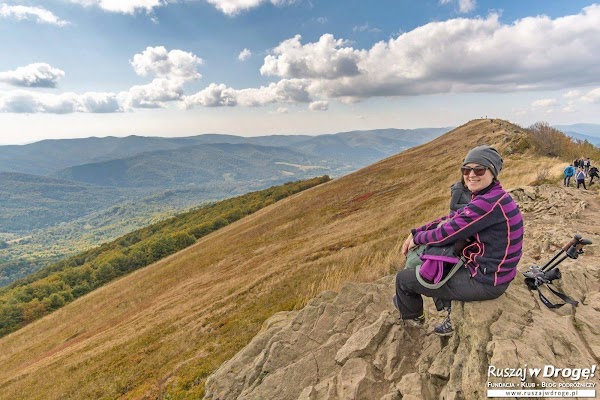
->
xmin=461 ymin=166 xmax=489 ymax=176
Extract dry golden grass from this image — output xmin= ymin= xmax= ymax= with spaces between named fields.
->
xmin=0 ymin=119 xmax=571 ymax=399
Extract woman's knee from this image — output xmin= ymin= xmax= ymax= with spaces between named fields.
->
xmin=396 ymin=268 xmax=417 ymax=291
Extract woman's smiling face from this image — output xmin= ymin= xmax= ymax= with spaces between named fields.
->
xmin=463 ymin=163 xmax=494 ymax=192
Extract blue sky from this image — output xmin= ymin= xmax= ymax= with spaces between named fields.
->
xmin=1 ymin=0 xmax=600 ymax=145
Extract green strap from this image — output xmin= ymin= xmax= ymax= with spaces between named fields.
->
xmin=415 ymin=257 xmax=466 ymax=289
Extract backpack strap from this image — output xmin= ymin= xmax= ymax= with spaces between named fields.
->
xmin=415 ymin=257 xmax=465 ymax=289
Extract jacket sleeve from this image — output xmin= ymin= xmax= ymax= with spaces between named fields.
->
xmin=412 ymin=210 xmax=457 ymax=235
xmin=413 ymin=194 xmax=505 ymax=247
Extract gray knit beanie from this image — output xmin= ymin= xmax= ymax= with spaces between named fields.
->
xmin=462 ymin=145 xmax=503 ymax=177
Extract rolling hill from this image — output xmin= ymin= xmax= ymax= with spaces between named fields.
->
xmin=0 ymin=119 xmax=558 ymax=399
xmin=50 ymin=129 xmax=450 ymax=189
xmin=0 ymin=172 xmax=144 ymax=232
xmin=559 ymin=131 xmax=600 ymax=147
xmin=0 ymin=128 xmax=449 ymax=176
xmin=554 ymin=123 xmax=600 ymax=137
xmin=53 ymin=143 xmax=324 ymax=188
xmin=0 ymin=134 xmax=267 ymax=176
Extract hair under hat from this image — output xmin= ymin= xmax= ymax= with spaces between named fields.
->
xmin=463 ymin=145 xmax=503 ymax=178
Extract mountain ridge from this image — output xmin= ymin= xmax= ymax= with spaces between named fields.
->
xmin=554 ymin=123 xmax=600 ymax=137
xmin=0 ymin=119 xmax=588 ymax=399
xmin=0 ymin=128 xmax=450 ymax=176
xmin=53 ymin=142 xmax=318 ymax=188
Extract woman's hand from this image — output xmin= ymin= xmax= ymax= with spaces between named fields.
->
xmin=402 ymin=233 xmax=416 ymax=256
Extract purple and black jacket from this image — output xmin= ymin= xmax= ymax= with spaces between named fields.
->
xmin=411 ymin=181 xmax=523 ymax=286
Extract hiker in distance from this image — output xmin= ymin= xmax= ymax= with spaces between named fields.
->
xmin=589 ymin=166 xmax=599 ymax=185
xmin=394 ymin=145 xmax=523 ymax=336
xmin=563 ymin=163 xmax=575 ymax=187
xmin=576 ymin=167 xmax=587 ymax=190
xmin=583 ymin=157 xmax=591 ymax=176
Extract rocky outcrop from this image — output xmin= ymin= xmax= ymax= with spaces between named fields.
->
xmin=204 ymin=186 xmax=600 ymax=400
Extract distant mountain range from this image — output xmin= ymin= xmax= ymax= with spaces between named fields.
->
xmin=553 ymin=123 xmax=600 ymax=146
xmin=553 ymin=123 xmax=600 ymax=137
xmin=54 ymin=143 xmax=319 ymax=188
xmin=52 ymin=129 xmax=446 ymax=188
xmin=1 ymin=127 xmax=450 ymax=230
xmin=0 ymin=134 xmax=273 ymax=176
xmin=0 ymin=128 xmax=447 ymax=176
xmin=0 ymin=127 xmax=449 ymax=286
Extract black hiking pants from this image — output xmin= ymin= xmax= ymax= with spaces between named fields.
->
xmin=394 ymin=267 xmax=509 ymax=320
xmin=577 ymin=179 xmax=587 ymax=189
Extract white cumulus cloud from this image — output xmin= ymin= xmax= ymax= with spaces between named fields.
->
xmin=458 ymin=0 xmax=476 ymax=13
xmin=8 ymin=4 xmax=600 ymax=114
xmin=309 ymin=100 xmax=328 ymax=111
xmin=563 ymin=90 xmax=581 ymax=98
xmin=256 ymin=5 xmax=600 ymax=103
xmin=185 ymin=79 xmax=312 ymax=108
xmin=439 ymin=0 xmax=476 ymax=14
xmin=124 ymin=78 xmax=186 ymax=109
xmin=68 ymin=0 xmax=167 ymax=14
xmin=184 ymin=83 xmax=238 ymax=107
xmin=238 ymin=48 xmax=252 ymax=61
xmin=131 ymin=46 xmax=203 ymax=81
xmin=179 ymin=5 xmax=600 ymax=109
xmin=0 ymin=90 xmax=120 ymax=113
xmin=205 ymin=0 xmax=296 ymax=16
xmin=237 ymin=79 xmax=312 ymax=106
xmin=531 ymin=98 xmax=558 ymax=107
xmin=260 ymin=34 xmax=364 ymax=79
xmin=0 ymin=63 xmax=65 ymax=88
xmin=352 ymin=22 xmax=381 ymax=33
xmin=70 ymin=0 xmax=296 ymax=15
xmin=0 ymin=4 xmax=69 ymax=26
xmin=581 ymin=87 xmax=600 ymax=104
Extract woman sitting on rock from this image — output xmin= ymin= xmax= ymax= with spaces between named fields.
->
xmin=394 ymin=145 xmax=523 ymax=336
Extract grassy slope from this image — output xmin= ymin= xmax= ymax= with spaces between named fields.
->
xmin=0 ymin=119 xmax=566 ymax=399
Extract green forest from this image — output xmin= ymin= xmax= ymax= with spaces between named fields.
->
xmin=0 ymin=179 xmax=317 ymax=286
xmin=0 ymin=176 xmax=330 ymax=337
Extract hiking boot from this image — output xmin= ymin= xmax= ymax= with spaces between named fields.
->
xmin=403 ymin=313 xmax=425 ymax=328
xmin=434 ymin=309 xmax=453 ymax=336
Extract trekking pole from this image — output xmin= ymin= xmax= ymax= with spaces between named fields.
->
xmin=543 ymin=235 xmax=592 ymax=273
xmin=524 ymin=234 xmax=592 ymax=309
xmin=542 ymin=254 xmax=570 ymax=275
xmin=540 ymin=235 xmax=581 ymax=272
